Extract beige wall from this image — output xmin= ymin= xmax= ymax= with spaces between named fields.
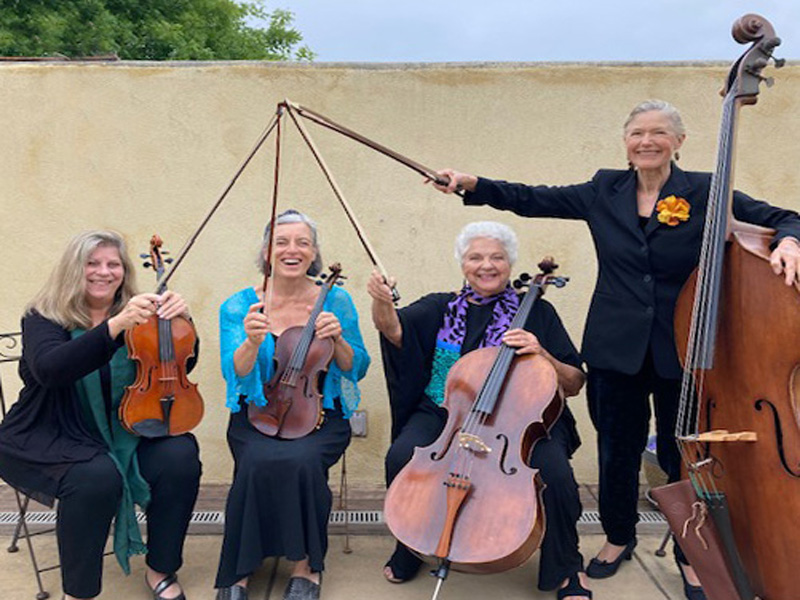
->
xmin=1 ymin=61 xmax=799 ymax=490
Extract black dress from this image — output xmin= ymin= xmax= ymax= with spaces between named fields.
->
xmin=214 ymin=400 xmax=351 ymax=587
xmin=214 ymin=286 xmax=370 ymax=588
xmin=381 ymin=292 xmax=585 ymax=591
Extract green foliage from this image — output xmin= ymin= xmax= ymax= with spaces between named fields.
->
xmin=0 ymin=0 xmax=314 ymax=60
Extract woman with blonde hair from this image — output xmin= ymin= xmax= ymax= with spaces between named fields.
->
xmin=0 ymin=230 xmax=201 ymax=600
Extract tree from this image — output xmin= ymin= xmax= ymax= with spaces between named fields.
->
xmin=0 ymin=0 xmax=314 ymax=61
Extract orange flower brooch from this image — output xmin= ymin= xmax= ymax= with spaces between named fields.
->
xmin=656 ymin=195 xmax=690 ymax=226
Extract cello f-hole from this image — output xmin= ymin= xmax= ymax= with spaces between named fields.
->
xmin=495 ymin=433 xmax=517 ymax=475
xmin=431 ymin=427 xmax=459 ymax=461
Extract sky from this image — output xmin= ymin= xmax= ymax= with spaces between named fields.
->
xmin=265 ymin=1 xmax=800 ymax=62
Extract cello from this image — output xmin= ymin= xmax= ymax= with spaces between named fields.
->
xmin=658 ymin=14 xmax=799 ymax=600
xmin=384 ymin=259 xmax=568 ymax=594
xmin=120 ymin=235 xmax=204 ymax=437
xmin=247 ymin=263 xmax=344 ymax=439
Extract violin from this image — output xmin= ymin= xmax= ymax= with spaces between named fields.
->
xmin=247 ymin=263 xmax=343 ymax=439
xmin=384 ymin=259 xmax=568 ymax=587
xmin=119 ymin=235 xmax=204 ymax=438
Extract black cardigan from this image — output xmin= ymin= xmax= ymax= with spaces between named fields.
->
xmin=0 ymin=311 xmax=198 ymax=506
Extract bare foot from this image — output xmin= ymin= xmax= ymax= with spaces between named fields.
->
xmin=559 ymin=572 xmax=592 ymax=600
xmin=384 ymin=565 xmax=403 ymax=583
xmin=290 ymin=558 xmax=321 ymax=585
xmin=679 ymin=562 xmax=702 ymax=587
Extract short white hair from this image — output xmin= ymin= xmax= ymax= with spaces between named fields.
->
xmin=454 ymin=221 xmax=518 ymax=265
xmin=623 ymin=99 xmax=686 ymax=137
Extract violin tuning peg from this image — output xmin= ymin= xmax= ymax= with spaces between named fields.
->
xmin=519 ymin=272 xmax=532 ymax=282
xmin=161 ymin=251 xmax=170 ymax=255
xmin=315 ymin=280 xmax=324 ymax=287
xmin=143 ymin=261 xmax=152 ymax=268
xmin=139 ymin=253 xmax=149 ymax=259
xmin=336 ymin=281 xmax=345 ymax=286
xmin=512 ymin=279 xmax=524 ymax=289
xmin=319 ymin=273 xmax=328 ymax=280
xmin=165 ymin=258 xmax=174 ymax=264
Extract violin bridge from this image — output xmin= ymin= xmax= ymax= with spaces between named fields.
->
xmin=458 ymin=433 xmax=491 ymax=454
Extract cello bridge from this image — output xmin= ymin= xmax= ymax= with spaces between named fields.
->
xmin=458 ymin=433 xmax=491 ymax=454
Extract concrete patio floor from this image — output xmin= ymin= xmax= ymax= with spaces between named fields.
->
xmin=0 ymin=527 xmax=688 ymax=600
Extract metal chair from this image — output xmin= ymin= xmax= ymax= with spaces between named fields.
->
xmin=1 ymin=331 xmax=54 ymax=600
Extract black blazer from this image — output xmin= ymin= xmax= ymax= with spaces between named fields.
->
xmin=464 ymin=165 xmax=800 ymax=378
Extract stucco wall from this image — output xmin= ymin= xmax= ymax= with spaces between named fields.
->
xmin=1 ymin=61 xmax=798 ymax=490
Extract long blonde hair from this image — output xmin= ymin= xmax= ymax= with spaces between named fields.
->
xmin=27 ymin=230 xmax=138 ymax=330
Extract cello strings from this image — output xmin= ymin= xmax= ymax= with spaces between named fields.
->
xmin=453 ymin=280 xmax=545 ymax=483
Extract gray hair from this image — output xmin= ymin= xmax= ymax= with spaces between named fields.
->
xmin=454 ymin=221 xmax=518 ymax=266
xmin=623 ymin=99 xmax=686 ymax=137
xmin=257 ymin=209 xmax=323 ymax=276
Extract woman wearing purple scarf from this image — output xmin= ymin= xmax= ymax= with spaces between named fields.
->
xmin=367 ymin=222 xmax=591 ymax=600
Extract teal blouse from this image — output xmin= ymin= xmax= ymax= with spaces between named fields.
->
xmin=219 ymin=286 xmax=370 ymax=418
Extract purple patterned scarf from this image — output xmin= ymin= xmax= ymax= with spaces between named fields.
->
xmin=437 ymin=284 xmax=520 ymax=352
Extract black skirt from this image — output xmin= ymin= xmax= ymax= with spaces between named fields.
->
xmin=215 ymin=399 xmax=351 ymax=587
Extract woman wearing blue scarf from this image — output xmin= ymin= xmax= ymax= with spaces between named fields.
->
xmin=0 ymin=230 xmax=201 ymax=600
xmin=367 ymin=221 xmax=591 ymax=600
xmin=214 ymin=210 xmax=370 ymax=600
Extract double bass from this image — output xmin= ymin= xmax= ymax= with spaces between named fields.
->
xmin=120 ymin=235 xmax=204 ymax=437
xmin=657 ymin=14 xmax=799 ymax=600
xmin=384 ymin=259 xmax=568 ymax=593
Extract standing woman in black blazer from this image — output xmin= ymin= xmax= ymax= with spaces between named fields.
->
xmin=430 ymin=99 xmax=800 ymax=600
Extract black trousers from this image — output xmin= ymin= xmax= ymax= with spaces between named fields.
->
xmin=385 ymin=402 xmax=584 ymax=591
xmin=56 ymin=434 xmax=201 ymax=598
xmin=586 ymin=354 xmax=681 ymax=546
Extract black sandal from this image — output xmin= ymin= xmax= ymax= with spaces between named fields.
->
xmin=148 ymin=572 xmax=186 ymax=600
xmin=383 ymin=543 xmax=423 ymax=583
xmin=556 ymin=572 xmax=592 ymax=600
